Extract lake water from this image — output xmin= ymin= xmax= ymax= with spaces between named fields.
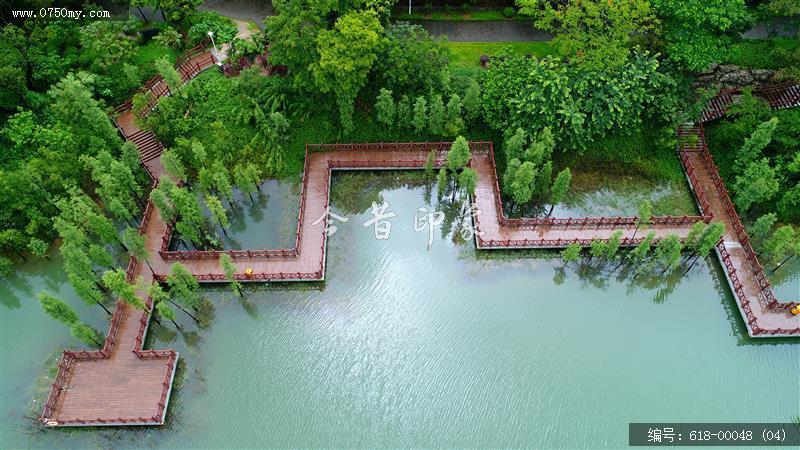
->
xmin=1 ymin=173 xmax=798 ymax=449
xmin=513 ymin=171 xmax=698 ymax=219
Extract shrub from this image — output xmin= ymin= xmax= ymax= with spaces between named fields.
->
xmin=502 ymin=7 xmax=516 ymax=18
xmin=153 ymin=26 xmax=182 ymax=49
xmin=188 ymin=12 xmax=237 ymax=46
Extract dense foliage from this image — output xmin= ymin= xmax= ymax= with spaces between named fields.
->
xmin=517 ymin=0 xmax=657 ymax=70
xmin=482 ymin=52 xmax=678 ymax=151
xmin=650 ymin=0 xmax=752 ymax=71
xmin=706 ymin=90 xmax=800 ymax=224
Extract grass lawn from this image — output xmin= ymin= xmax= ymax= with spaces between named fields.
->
xmin=447 ymin=42 xmax=555 ymax=68
xmin=130 ymin=41 xmax=180 ymax=67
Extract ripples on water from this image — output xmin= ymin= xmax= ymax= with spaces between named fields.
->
xmin=1 ymin=172 xmax=798 ymax=449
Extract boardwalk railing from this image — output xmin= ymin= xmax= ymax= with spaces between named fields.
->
xmin=692 ymin=131 xmax=798 ymax=311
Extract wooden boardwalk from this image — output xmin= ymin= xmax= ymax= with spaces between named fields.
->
xmin=41 ymin=62 xmax=800 ymax=427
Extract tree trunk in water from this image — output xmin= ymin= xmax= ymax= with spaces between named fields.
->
xmin=95 ymin=300 xmax=113 ymax=315
xmin=219 ymin=220 xmax=228 ymax=236
xmin=169 ymin=298 xmax=200 ymax=323
xmin=170 ymin=318 xmax=182 ymax=330
xmin=770 ymin=255 xmax=795 ymax=275
xmin=248 ymin=192 xmax=255 ymax=204
xmin=547 ymin=203 xmax=555 ymax=217
xmin=683 ymin=255 xmax=701 ymax=276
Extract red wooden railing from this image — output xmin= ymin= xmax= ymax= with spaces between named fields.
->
xmin=113 ymin=42 xmax=216 ymax=117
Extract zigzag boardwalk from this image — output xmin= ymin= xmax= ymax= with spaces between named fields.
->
xmin=40 ymin=72 xmax=800 ymax=427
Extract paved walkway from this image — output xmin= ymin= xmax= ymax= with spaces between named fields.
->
xmin=412 ymin=19 xmax=552 ymax=42
xmin=198 ymin=0 xmax=271 ymax=28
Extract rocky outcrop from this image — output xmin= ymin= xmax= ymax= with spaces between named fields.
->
xmin=694 ymin=64 xmax=777 ymax=90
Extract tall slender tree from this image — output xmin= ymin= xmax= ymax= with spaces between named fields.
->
xmin=166 ymin=262 xmax=201 ymax=322
xmin=219 ymin=253 xmax=244 ymax=297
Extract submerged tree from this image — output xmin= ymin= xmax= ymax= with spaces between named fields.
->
xmin=561 ymin=243 xmax=582 ymax=266
xmin=122 ymin=226 xmax=155 ymax=276
xmin=38 ymin=291 xmax=102 ymax=347
xmin=631 ymin=200 xmax=652 ymax=240
xmin=102 ymin=269 xmax=145 ymax=310
xmin=148 ymin=281 xmax=180 ymax=329
xmin=166 ymin=262 xmax=201 ymax=323
xmin=548 ymin=168 xmax=572 ymax=216
xmin=219 ymin=253 xmax=244 ymax=298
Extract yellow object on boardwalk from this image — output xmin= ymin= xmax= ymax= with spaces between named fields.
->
xmin=791 ymin=306 xmax=800 ymax=316
xmin=245 ymin=268 xmax=253 ymax=278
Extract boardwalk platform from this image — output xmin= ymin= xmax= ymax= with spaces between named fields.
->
xmin=41 ymin=60 xmax=800 ymax=428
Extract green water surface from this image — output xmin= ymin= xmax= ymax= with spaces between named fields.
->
xmin=1 ymin=174 xmax=798 ymax=449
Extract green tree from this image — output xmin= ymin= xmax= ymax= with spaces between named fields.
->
xmin=733 ymin=158 xmax=779 ymax=212
xmin=219 ymin=253 xmax=244 ymax=297
xmin=462 ymin=80 xmax=482 ymax=123
xmin=412 ymin=96 xmax=428 ymax=134
xmin=206 ymin=195 xmax=230 ymax=236
xmin=457 ymin=168 xmax=479 ymax=196
xmin=167 ymin=262 xmax=201 ymax=317
xmin=28 ymin=238 xmax=49 ymax=259
xmin=233 ymin=163 xmax=261 ymax=204
xmin=70 ymin=322 xmax=103 ymax=347
xmin=79 ymin=20 xmax=136 ymax=70
xmin=763 ymin=225 xmax=796 ymax=268
xmin=750 ymin=213 xmax=777 ymax=244
xmin=735 ymin=117 xmax=779 ymax=171
xmin=590 ymin=238 xmax=608 ymax=262
xmin=561 ymin=243 xmax=582 ymax=266
xmin=535 ymin=161 xmax=553 ymax=201
xmin=650 ymin=0 xmax=751 ymax=70
xmin=518 ymin=0 xmax=656 ymax=70
xmin=655 ymin=234 xmax=683 ymax=273
xmin=375 ymin=88 xmax=396 ymax=127
xmin=508 ymin=161 xmax=537 ymax=207
xmin=146 ymin=281 xmax=180 ymax=328
xmin=373 ymin=22 xmax=450 ymax=94
xmin=397 ymin=94 xmax=412 ymax=129
xmin=161 ymin=149 xmax=187 ymax=181
xmin=38 ymin=291 xmax=80 ymax=326
xmin=312 ymin=9 xmax=387 ymax=133
xmin=445 ymin=94 xmax=464 ymax=137
xmin=102 ymin=269 xmax=145 ymax=310
xmin=548 ymin=168 xmax=572 ymax=216
xmin=447 ymin=136 xmax=471 ymax=173
xmin=210 ymin=160 xmax=234 ymax=205
xmin=606 ymin=230 xmax=623 ymax=260
xmin=155 ymin=56 xmax=183 ymax=95
xmin=685 ymin=222 xmax=725 ymax=274
xmin=48 ymin=72 xmax=120 ymax=154
xmin=631 ymin=200 xmax=652 ymax=240
xmin=122 ymin=226 xmax=155 ymax=276
xmin=627 ymin=231 xmax=656 ymax=265
xmin=428 ymin=94 xmax=446 ymax=136
xmin=436 ymin=167 xmax=448 ymax=198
